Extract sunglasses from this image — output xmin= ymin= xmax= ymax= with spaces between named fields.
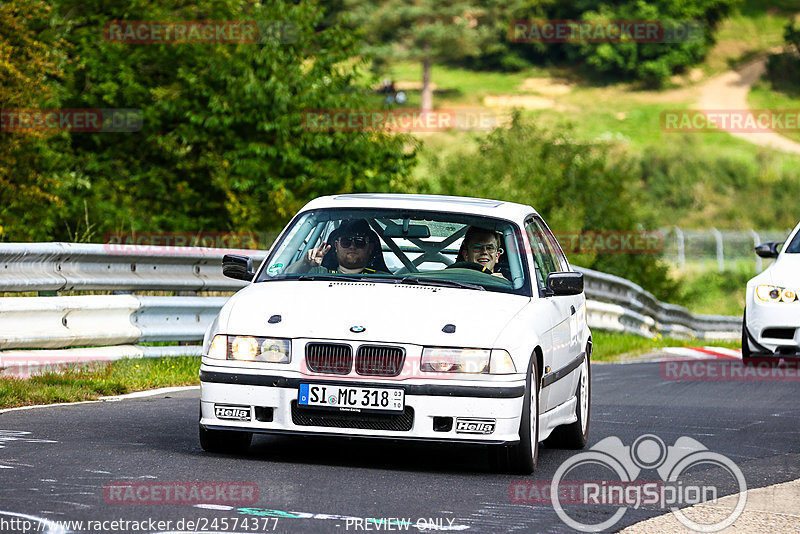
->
xmin=470 ymin=243 xmax=502 ymax=254
xmin=337 ymin=236 xmax=370 ymax=249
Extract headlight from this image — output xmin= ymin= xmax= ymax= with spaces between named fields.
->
xmin=205 ymin=335 xmax=291 ymax=363
xmin=421 ymin=348 xmax=516 ymax=374
xmin=489 ymin=349 xmax=516 ymax=374
xmin=231 ymin=336 xmax=259 ymax=360
xmin=756 ymin=285 xmax=798 ymax=303
xmin=207 ymin=334 xmax=227 ymax=359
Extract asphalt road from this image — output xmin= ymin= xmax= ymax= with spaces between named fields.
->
xmin=0 ymin=360 xmax=798 ymax=534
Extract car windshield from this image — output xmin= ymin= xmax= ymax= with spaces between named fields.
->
xmin=255 ymin=208 xmax=530 ymax=295
xmin=785 ymin=225 xmax=800 ymax=253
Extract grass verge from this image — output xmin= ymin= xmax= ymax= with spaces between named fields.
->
xmin=0 ymin=356 xmax=200 ymax=409
xmin=748 ymin=79 xmax=800 ymax=144
xmin=591 ymin=331 xmax=741 ymax=363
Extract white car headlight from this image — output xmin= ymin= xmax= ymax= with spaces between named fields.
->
xmin=756 ymin=285 xmax=798 ymax=303
xmin=206 ymin=335 xmax=291 ymax=363
xmin=207 ymin=334 xmax=227 ymax=359
xmin=421 ymin=348 xmax=516 ymax=374
xmin=488 ymin=349 xmax=517 ymax=374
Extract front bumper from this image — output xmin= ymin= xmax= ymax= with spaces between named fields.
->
xmin=199 ymin=365 xmax=526 ymax=444
xmin=746 ymin=299 xmax=800 ymax=355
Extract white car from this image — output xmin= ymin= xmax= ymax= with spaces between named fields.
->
xmin=199 ymin=194 xmax=592 ymax=473
xmin=743 ymin=221 xmax=800 ymax=358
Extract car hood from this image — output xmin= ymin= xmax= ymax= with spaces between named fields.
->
xmin=755 ymin=253 xmax=800 ymax=287
xmin=215 ymin=280 xmax=530 ymax=347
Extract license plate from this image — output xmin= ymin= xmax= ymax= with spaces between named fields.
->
xmin=298 ymin=384 xmax=404 ymax=413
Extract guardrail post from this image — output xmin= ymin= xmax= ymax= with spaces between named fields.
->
xmin=674 ymin=226 xmax=685 ymax=270
xmin=712 ymin=228 xmax=724 ymax=272
xmin=750 ymin=229 xmax=762 ymax=273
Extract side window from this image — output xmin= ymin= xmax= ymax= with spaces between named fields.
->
xmin=525 ymin=219 xmax=559 ymax=292
xmin=536 ymin=217 xmax=570 ymax=272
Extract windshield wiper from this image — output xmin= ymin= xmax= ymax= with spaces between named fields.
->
xmin=296 ymin=274 xmax=352 ymax=282
xmin=397 ymin=276 xmax=485 ymax=291
xmin=296 ymin=274 xmax=393 ymax=283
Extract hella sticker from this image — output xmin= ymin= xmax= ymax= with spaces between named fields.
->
xmin=455 ymin=418 xmax=496 ymax=434
xmin=214 ymin=404 xmax=251 ymax=421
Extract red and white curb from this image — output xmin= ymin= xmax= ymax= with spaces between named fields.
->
xmin=661 ymin=346 xmax=742 ymax=360
xmin=615 ymin=346 xmax=743 ymax=364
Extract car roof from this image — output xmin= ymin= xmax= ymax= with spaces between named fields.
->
xmin=299 ymin=193 xmax=538 ymax=221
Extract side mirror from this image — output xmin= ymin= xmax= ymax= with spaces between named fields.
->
xmin=222 ymin=254 xmax=254 ymax=281
xmin=546 ymin=271 xmax=584 ymax=296
xmin=755 ymin=242 xmax=782 ymax=259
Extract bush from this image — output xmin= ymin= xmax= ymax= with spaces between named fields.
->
xmin=764 ymin=20 xmax=800 ymax=97
xmin=508 ymin=0 xmax=738 ymax=87
xmin=557 ymin=0 xmax=737 ymax=87
xmin=428 ymin=113 xmax=678 ymax=299
xmin=638 ymin=136 xmax=800 ymax=230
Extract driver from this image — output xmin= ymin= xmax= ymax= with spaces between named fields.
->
xmin=286 ymin=219 xmax=384 ymax=274
xmin=456 ymin=226 xmax=506 ymax=278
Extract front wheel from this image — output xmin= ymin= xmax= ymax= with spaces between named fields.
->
xmin=741 ymin=311 xmax=752 ymax=359
xmin=489 ymin=357 xmax=539 ymax=474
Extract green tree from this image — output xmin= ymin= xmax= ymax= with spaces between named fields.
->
xmin=27 ymin=0 xmax=416 ymax=240
xmin=345 ymin=0 xmax=507 ymax=111
xmin=0 ymin=0 xmax=68 ymax=240
xmin=543 ymin=0 xmax=739 ymax=87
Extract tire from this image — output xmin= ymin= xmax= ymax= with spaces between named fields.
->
xmin=544 ymin=354 xmax=590 ymax=450
xmin=489 ymin=356 xmax=539 ymax=474
xmin=741 ymin=311 xmax=752 ymax=359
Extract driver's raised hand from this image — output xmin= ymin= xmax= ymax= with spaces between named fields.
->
xmin=304 ymin=243 xmax=331 ymax=267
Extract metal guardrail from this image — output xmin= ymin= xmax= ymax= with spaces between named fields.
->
xmin=576 ymin=267 xmax=741 ymax=340
xmin=0 ymin=295 xmax=230 ymax=350
xmin=0 ymin=242 xmax=267 ymax=292
xmin=0 ymin=243 xmax=742 ymax=368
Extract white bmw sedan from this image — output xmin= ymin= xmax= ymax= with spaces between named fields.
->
xmin=199 ymin=194 xmax=592 ymax=473
xmin=743 ymin=220 xmax=800 ymax=358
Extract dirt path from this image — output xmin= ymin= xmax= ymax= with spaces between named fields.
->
xmin=696 ymin=56 xmax=800 ymax=154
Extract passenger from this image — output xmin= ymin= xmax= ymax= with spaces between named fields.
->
xmin=286 ymin=219 xmax=386 ymax=274
xmin=455 ymin=226 xmax=506 ymax=278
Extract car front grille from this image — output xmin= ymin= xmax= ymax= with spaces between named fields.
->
xmin=356 ymin=345 xmax=405 ymax=377
xmin=762 ymin=328 xmax=796 ymax=340
xmin=305 ymin=343 xmax=353 ymax=375
xmin=290 ymin=401 xmax=414 ymax=431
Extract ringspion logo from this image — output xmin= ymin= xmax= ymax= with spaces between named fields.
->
xmin=510 ymin=434 xmax=747 ymax=532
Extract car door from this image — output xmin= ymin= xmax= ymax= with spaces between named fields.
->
xmin=525 ymin=217 xmax=580 ymax=411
